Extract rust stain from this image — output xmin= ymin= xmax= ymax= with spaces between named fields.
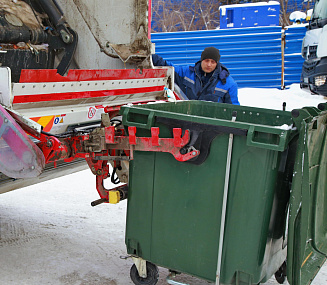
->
xmin=301 ymin=251 xmax=313 ymax=268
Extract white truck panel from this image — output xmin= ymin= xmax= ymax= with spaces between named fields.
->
xmin=317 ymin=25 xmax=327 ymax=58
xmin=57 ymin=0 xmax=151 ymax=69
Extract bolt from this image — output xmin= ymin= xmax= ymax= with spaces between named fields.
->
xmin=60 ymin=30 xmax=72 ymax=44
xmin=192 ymin=151 xmax=197 ymax=156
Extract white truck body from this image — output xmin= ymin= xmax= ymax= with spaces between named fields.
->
xmin=0 ymin=0 xmax=172 ymax=194
xmin=300 ymin=0 xmax=327 ymax=96
xmin=57 ymin=0 xmax=153 ymax=69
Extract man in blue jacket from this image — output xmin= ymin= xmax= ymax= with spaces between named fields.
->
xmin=152 ymin=46 xmax=239 ymax=105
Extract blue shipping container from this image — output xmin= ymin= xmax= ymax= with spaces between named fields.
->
xmin=219 ymin=1 xmax=280 ymax=29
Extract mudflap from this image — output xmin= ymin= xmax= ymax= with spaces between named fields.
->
xmin=0 ymin=104 xmax=45 ymax=178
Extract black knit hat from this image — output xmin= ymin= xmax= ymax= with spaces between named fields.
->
xmin=201 ymin=47 xmax=220 ymax=63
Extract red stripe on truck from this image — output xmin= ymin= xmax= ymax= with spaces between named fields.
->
xmin=19 ymin=69 xmax=167 ymax=83
xmin=13 ymin=86 xmax=164 ymax=104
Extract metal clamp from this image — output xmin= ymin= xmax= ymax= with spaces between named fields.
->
xmin=104 ymin=126 xmax=200 ymax=162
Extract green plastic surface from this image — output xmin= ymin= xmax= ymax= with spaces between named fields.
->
xmin=287 ymin=106 xmax=327 ymax=285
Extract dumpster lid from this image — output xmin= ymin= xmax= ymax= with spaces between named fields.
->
xmin=287 ymin=104 xmax=327 ymax=285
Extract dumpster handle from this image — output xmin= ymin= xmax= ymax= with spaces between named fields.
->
xmin=122 ymin=108 xmax=155 ymax=130
xmin=246 ymin=125 xmax=289 ymax=151
xmin=215 ymin=111 xmax=237 ymax=285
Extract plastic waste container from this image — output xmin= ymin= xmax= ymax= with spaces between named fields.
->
xmin=121 ymin=101 xmax=327 ymax=285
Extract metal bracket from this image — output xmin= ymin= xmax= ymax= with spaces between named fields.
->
xmin=104 ymin=126 xmax=200 ymax=162
xmin=132 ymin=257 xmax=147 ymax=279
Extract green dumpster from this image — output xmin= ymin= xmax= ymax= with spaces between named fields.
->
xmin=121 ymin=101 xmax=327 ymax=285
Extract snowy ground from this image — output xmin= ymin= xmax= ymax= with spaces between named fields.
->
xmin=0 ymin=84 xmax=326 ymax=285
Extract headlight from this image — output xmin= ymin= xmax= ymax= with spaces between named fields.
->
xmin=314 ymin=75 xmax=327 ymax=87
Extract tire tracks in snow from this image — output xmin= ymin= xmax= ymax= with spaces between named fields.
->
xmin=0 ymin=218 xmax=57 ymax=248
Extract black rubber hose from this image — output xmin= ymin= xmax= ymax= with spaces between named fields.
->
xmin=111 ymin=167 xmax=121 ymax=185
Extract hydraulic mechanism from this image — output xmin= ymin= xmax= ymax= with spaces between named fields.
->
xmin=0 ymin=106 xmax=200 ymax=205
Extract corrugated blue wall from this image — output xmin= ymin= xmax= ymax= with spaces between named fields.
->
xmin=151 ymin=26 xmax=306 ymax=89
xmin=284 ymin=26 xmax=306 ymax=85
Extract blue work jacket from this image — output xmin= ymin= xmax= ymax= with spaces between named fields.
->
xmin=152 ymin=54 xmax=239 ymax=105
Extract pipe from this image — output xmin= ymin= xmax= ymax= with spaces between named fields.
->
xmin=215 ymin=111 xmax=237 ymax=285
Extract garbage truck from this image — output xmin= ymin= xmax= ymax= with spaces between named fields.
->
xmin=0 ymin=0 xmax=174 ymax=194
xmin=300 ymin=0 xmax=327 ymax=96
xmin=0 ymin=1 xmax=326 ymax=285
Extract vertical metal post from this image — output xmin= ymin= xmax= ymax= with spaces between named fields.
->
xmin=215 ymin=111 xmax=237 ymax=285
xmin=281 ymin=31 xmax=286 ymax=90
xmin=148 ymin=0 xmax=152 ymax=39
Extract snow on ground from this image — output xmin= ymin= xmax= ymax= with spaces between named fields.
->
xmin=238 ymin=84 xmax=326 ymax=111
xmin=0 ymin=85 xmax=326 ymax=285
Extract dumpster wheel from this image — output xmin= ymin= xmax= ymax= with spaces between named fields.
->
xmin=130 ymin=261 xmax=159 ymax=285
xmin=274 ymin=261 xmax=287 ymax=284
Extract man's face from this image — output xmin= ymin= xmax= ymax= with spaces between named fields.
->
xmin=201 ymin=59 xmax=217 ymax=73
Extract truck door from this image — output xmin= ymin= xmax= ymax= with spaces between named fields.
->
xmin=287 ymin=105 xmax=327 ymax=285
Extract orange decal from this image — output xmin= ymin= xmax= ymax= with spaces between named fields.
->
xmin=30 ymin=115 xmax=55 ymax=132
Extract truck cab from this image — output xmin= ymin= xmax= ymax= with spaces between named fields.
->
xmin=300 ymin=0 xmax=327 ymax=96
